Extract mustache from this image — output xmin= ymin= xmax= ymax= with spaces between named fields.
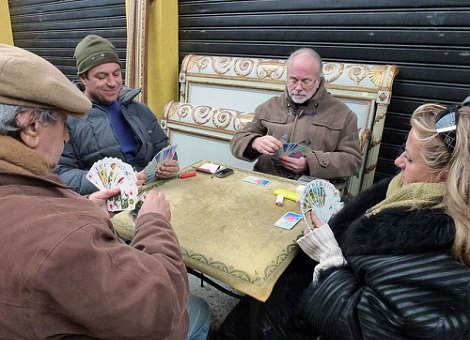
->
xmin=290 ymin=89 xmax=307 ymax=96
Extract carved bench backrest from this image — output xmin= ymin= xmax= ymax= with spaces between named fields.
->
xmin=162 ymin=54 xmax=398 ymax=196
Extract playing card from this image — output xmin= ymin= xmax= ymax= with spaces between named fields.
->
xmin=274 ymin=212 xmax=302 ymax=230
xmin=300 ymin=179 xmax=341 ymax=228
xmin=273 ymin=143 xmax=311 ymax=159
xmin=107 ymin=183 xmax=138 ymax=212
xmin=131 ymin=191 xmax=148 ymax=217
xmin=243 ymin=176 xmax=271 ymax=186
xmin=144 ymin=144 xmax=178 ymax=183
xmin=86 ymin=157 xmax=138 ymax=212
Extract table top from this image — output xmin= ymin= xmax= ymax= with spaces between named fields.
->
xmin=112 ymin=160 xmax=304 ymax=302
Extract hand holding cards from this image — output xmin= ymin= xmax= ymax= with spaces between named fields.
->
xmin=300 ymin=179 xmax=341 ymax=229
xmin=274 ymin=143 xmax=311 ymax=159
xmin=86 ymin=157 xmax=138 ymax=211
xmin=144 ymin=144 xmax=178 ymax=183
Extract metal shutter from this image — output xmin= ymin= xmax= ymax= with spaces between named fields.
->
xmin=8 ymin=0 xmax=127 ymax=82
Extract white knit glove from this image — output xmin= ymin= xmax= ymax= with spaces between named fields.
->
xmin=297 ymin=223 xmax=347 ymax=284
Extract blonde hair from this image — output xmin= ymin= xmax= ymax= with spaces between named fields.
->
xmin=411 ymin=103 xmax=470 ymax=265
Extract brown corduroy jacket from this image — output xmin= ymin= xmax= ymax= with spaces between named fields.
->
xmin=230 ymin=79 xmax=362 ymax=182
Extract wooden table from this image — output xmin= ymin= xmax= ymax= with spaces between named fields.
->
xmin=112 ymin=160 xmax=305 ymax=338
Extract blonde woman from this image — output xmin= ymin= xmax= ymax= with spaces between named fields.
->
xmin=219 ymin=102 xmax=470 ymax=339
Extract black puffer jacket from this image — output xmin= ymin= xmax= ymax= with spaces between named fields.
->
xmin=218 ymin=178 xmax=470 ymax=339
xmin=54 ymin=86 xmax=171 ymax=195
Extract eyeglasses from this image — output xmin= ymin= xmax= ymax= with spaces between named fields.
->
xmin=435 ymin=105 xmax=460 ymax=152
xmin=287 ymin=76 xmax=321 ymax=88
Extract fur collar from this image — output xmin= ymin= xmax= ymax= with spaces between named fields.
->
xmin=331 ymin=177 xmax=455 ymax=256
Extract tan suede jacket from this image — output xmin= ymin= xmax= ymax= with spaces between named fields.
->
xmin=230 ymin=79 xmax=362 ymax=182
xmin=0 ymin=137 xmax=189 ymax=339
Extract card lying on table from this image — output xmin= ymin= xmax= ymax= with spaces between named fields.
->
xmin=274 ymin=212 xmax=302 ymax=230
xmin=243 ymin=176 xmax=271 ymax=186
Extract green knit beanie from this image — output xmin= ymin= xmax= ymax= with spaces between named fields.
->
xmin=74 ymin=35 xmax=121 ymax=75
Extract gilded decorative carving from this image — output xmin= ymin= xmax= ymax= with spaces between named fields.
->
xmin=359 ymin=128 xmax=372 ymax=153
xmin=190 ymin=105 xmax=212 ymax=125
xmin=166 ymin=102 xmax=254 ymax=133
xmin=378 ymin=92 xmax=388 ymax=103
xmin=181 ymin=55 xmax=397 ymax=94
xmin=125 ymin=0 xmax=148 ymax=103
xmin=368 ymin=65 xmax=387 ymax=87
xmin=257 ymin=59 xmax=286 ymax=79
xmin=213 ymin=57 xmax=237 ymax=75
xmin=323 ymin=63 xmax=344 ymax=83
xmin=213 ymin=108 xmax=238 ymax=129
xmin=347 ymin=65 xmax=370 ymax=85
xmin=194 ymin=56 xmax=210 ymax=71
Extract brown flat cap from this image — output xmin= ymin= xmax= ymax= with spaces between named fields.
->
xmin=0 ymin=44 xmax=91 ymax=119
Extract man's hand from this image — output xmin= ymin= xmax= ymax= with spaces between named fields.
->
xmin=136 ymin=170 xmax=147 ymax=192
xmin=252 ymin=135 xmax=282 ymax=155
xmin=88 ymin=187 xmax=121 ymax=218
xmin=279 ymin=155 xmax=308 ymax=173
xmin=156 ymin=159 xmax=179 ymax=179
xmin=137 ymin=190 xmax=171 ymax=221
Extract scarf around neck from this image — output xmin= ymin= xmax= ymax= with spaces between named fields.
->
xmin=0 ymin=135 xmax=50 ymax=176
xmin=365 ymin=173 xmax=446 ymax=217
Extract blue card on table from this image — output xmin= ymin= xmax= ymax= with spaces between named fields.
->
xmin=243 ymin=176 xmax=271 ymax=186
xmin=274 ymin=212 xmax=302 ymax=230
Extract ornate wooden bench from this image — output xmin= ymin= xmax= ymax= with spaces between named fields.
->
xmin=161 ymin=54 xmax=398 ymax=196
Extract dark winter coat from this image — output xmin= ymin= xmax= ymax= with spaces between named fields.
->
xmin=218 ymin=177 xmax=470 ymax=340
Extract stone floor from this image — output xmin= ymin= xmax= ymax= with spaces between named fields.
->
xmin=188 ymin=274 xmax=240 ymax=338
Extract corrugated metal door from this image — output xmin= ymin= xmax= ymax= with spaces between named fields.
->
xmin=8 ymin=0 xmax=127 ymax=82
xmin=178 ymin=0 xmax=470 ymax=181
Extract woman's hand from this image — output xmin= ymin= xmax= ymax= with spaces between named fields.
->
xmin=304 ymin=210 xmax=325 ymax=235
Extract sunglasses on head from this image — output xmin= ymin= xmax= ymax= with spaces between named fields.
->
xmin=435 ymin=105 xmax=459 ymax=152
xmin=435 ymin=99 xmax=469 ymax=153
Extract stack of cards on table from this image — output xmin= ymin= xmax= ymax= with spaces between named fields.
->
xmin=86 ymin=157 xmax=138 ymax=212
xmin=274 ymin=143 xmax=311 ymax=159
xmin=193 ymin=162 xmax=223 ymax=174
xmin=144 ymin=144 xmax=178 ymax=183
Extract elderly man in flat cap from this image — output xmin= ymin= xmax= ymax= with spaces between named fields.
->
xmin=0 ymin=44 xmax=209 ymax=339
xmin=54 ymin=34 xmax=179 ymax=195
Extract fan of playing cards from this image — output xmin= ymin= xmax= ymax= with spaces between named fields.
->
xmin=86 ymin=157 xmax=138 ymax=211
xmin=274 ymin=143 xmax=311 ymax=159
xmin=300 ymin=179 xmax=341 ymax=228
xmin=144 ymin=144 xmax=178 ymax=183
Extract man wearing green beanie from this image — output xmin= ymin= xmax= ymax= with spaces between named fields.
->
xmin=54 ymin=34 xmax=180 ymax=195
